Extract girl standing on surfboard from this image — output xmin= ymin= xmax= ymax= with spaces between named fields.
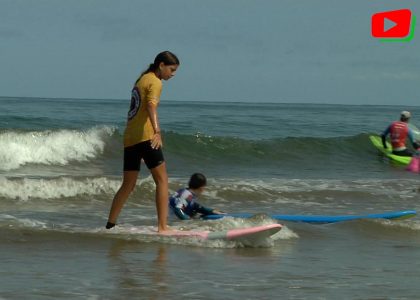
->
xmin=106 ymin=51 xmax=179 ymax=232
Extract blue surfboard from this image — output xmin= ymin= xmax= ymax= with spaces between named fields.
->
xmin=203 ymin=210 xmax=416 ymax=224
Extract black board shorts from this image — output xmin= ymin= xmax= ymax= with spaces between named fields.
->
xmin=124 ymin=140 xmax=165 ymax=171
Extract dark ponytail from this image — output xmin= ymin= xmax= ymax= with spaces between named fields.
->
xmin=136 ymin=51 xmax=180 ymax=84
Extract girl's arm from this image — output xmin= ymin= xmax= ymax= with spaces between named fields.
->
xmin=146 ymin=102 xmax=162 ymax=149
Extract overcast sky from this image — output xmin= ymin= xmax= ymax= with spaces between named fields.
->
xmin=0 ymin=0 xmax=419 ymax=105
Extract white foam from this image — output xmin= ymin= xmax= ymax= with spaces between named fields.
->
xmin=0 ymin=176 xmax=124 ymax=201
xmin=0 ymin=214 xmax=47 ymax=228
xmin=0 ymin=126 xmax=116 ymax=170
xmin=0 ymin=174 xmax=160 ymax=202
xmin=274 ymin=225 xmax=299 ymax=239
xmin=203 ymin=177 xmax=420 ymax=198
xmin=379 ymin=219 xmax=420 ymax=231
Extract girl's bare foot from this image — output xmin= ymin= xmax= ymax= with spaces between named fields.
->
xmin=158 ymin=225 xmax=174 ymax=234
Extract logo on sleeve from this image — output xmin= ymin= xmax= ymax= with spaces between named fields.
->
xmin=128 ymin=87 xmax=141 ymax=120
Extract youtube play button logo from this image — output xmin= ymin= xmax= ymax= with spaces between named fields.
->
xmin=371 ymin=9 xmax=416 ymax=41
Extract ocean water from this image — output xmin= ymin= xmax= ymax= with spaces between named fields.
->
xmin=1 ymin=96 xmax=420 ymax=299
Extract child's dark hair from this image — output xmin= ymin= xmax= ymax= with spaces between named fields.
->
xmin=188 ymin=173 xmax=207 ymax=189
xmin=138 ymin=51 xmax=180 ymax=81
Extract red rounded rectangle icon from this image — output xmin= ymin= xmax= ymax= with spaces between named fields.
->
xmin=371 ymin=9 xmax=412 ymax=38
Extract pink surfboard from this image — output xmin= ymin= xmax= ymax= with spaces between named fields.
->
xmin=144 ymin=223 xmax=282 ymax=241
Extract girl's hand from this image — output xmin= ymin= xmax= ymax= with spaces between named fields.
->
xmin=151 ymin=132 xmax=162 ymax=149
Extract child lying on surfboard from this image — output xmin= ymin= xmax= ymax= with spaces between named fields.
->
xmin=169 ymin=173 xmax=225 ymax=220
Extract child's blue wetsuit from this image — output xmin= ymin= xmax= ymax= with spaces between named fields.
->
xmin=169 ymin=188 xmax=214 ymax=220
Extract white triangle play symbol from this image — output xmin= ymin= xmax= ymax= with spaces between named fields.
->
xmin=384 ymin=17 xmax=398 ymax=32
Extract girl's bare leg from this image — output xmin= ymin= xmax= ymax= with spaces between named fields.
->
xmin=107 ymin=171 xmax=139 ymax=227
xmin=150 ymin=162 xmax=170 ymax=232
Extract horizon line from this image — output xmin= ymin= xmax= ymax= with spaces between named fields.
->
xmin=0 ymin=95 xmax=419 ymax=107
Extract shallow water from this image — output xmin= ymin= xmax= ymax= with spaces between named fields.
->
xmin=1 ymin=97 xmax=420 ymax=299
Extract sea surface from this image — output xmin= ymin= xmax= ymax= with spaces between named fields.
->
xmin=1 ymin=97 xmax=420 ymax=299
